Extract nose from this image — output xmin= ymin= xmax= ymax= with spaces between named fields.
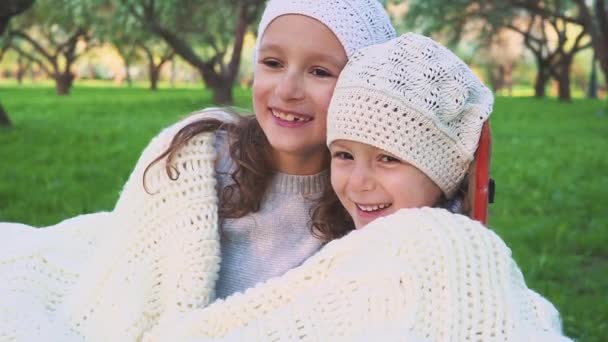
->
xmin=348 ymin=163 xmax=375 ymax=193
xmin=274 ymin=69 xmax=305 ymax=101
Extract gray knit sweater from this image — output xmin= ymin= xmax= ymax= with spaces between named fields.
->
xmin=213 ymin=132 xmax=328 ymax=299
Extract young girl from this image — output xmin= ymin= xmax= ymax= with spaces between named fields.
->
xmin=151 ymin=0 xmax=395 ymax=300
xmin=0 ymin=0 xmax=396 ymax=340
xmin=143 ymin=33 xmax=570 ymax=341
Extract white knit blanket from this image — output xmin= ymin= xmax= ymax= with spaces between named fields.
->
xmin=0 ymin=111 xmax=570 ymax=341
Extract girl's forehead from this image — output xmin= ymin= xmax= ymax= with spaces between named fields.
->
xmin=258 ymin=15 xmax=347 ymax=66
xmin=261 ymin=15 xmax=344 ymax=48
xmin=330 ymin=140 xmax=389 ymax=153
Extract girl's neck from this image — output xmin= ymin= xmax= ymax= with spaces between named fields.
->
xmin=271 ymin=149 xmax=330 ymax=175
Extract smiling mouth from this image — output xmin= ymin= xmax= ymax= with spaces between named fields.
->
xmin=271 ymin=109 xmax=312 ymax=123
xmin=356 ymin=203 xmax=392 ymax=212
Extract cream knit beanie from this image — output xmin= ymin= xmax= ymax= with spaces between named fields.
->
xmin=327 ymin=33 xmax=494 ymax=197
xmin=254 ymin=0 xmax=396 ymax=59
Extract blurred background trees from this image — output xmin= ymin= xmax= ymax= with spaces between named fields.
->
xmin=0 ymin=0 xmax=35 ymax=126
xmin=1 ymin=0 xmax=606 ymax=106
xmin=400 ymin=0 xmax=606 ymax=102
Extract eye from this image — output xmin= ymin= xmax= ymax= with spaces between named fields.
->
xmin=311 ymin=67 xmax=332 ymax=78
xmin=379 ymin=154 xmax=401 ymax=163
xmin=332 ymin=151 xmax=353 ymax=160
xmin=261 ymin=58 xmax=282 ymax=69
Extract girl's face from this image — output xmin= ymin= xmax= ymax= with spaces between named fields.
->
xmin=253 ymin=15 xmax=348 ymax=175
xmin=330 ymin=140 xmax=443 ymax=229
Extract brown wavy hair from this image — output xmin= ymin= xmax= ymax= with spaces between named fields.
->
xmin=144 ymin=109 xmax=473 ymax=242
xmin=144 ymin=109 xmax=273 ymax=218
xmin=144 ymin=109 xmax=349 ymax=241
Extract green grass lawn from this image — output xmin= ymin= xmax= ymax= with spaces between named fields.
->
xmin=1 ymin=85 xmax=607 ymax=341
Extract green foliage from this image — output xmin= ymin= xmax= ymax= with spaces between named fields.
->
xmin=488 ymin=96 xmax=608 ymax=341
xmin=398 ymin=0 xmax=512 ymax=44
xmin=120 ymin=0 xmax=262 ymax=61
xmin=0 ymin=86 xmax=606 ymax=341
xmin=13 ymin=0 xmax=107 ymax=33
xmin=7 ymin=0 xmax=110 ymax=77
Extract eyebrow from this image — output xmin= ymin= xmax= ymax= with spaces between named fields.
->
xmin=329 ymin=141 xmax=351 ymax=150
xmin=258 ymin=43 xmax=345 ymax=68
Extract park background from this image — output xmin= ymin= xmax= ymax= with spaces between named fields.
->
xmin=0 ymin=1 xmax=607 ymax=341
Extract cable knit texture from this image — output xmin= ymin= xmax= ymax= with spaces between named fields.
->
xmin=254 ymin=0 xmax=396 ymax=59
xmin=1 ymin=110 xmax=568 ymax=341
xmin=0 ymin=110 xmax=232 ymax=341
xmin=142 ymin=208 xmax=569 ymax=342
xmin=327 ymin=33 xmax=494 ymax=196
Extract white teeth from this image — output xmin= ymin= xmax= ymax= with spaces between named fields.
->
xmin=357 ymin=203 xmax=391 ymax=212
xmin=272 ymin=110 xmax=311 ymax=122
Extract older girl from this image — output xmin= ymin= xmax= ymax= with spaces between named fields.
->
xmin=0 ymin=1 xmax=395 ymax=340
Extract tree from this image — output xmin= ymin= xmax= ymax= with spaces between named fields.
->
xmin=122 ymin=0 xmax=264 ymax=104
xmin=6 ymin=0 xmax=103 ymax=95
xmin=509 ymin=12 xmax=591 ymax=101
xmin=138 ymin=41 xmax=173 ymax=90
xmin=478 ymin=29 xmax=524 ymax=96
xmin=402 ymin=1 xmax=554 ymax=97
xmin=515 ymin=0 xmax=608 ymax=94
xmin=0 ymin=0 xmax=35 ymax=127
xmin=403 ymin=0 xmax=593 ymax=101
xmin=113 ymin=35 xmax=139 ymax=87
xmin=102 ymin=2 xmax=175 ymax=90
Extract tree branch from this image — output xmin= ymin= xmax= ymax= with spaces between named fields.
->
xmin=137 ymin=42 xmax=154 ymax=65
xmin=569 ymin=29 xmax=592 ymax=55
xmin=56 ymin=28 xmax=84 ymax=56
xmin=8 ymin=44 xmax=52 ymax=75
xmin=9 ymin=29 xmax=54 ymax=62
xmin=227 ymin=2 xmax=250 ymax=81
xmin=597 ymin=0 xmax=608 ymax=35
xmin=146 ymin=20 xmax=208 ymax=72
xmin=510 ymin=0 xmax=585 ymax=25
xmin=160 ymin=48 xmax=174 ymax=66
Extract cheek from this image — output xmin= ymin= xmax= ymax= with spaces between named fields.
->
xmin=312 ymin=81 xmax=338 ymax=116
xmin=252 ymin=69 xmax=273 ymax=108
xmin=390 ymin=172 xmax=440 ymax=207
xmin=252 ymin=78 xmax=266 ymax=107
xmin=330 ymin=167 xmax=347 ymax=198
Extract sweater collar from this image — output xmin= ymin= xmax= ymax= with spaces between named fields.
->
xmin=268 ymin=169 xmax=329 ymax=195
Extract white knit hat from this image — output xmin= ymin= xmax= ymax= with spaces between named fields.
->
xmin=254 ymin=0 xmax=396 ymax=59
xmin=327 ymin=33 xmax=494 ymax=197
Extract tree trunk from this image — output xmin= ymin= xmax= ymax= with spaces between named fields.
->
xmin=125 ymin=62 xmax=132 ymax=88
xmin=170 ymin=59 xmax=176 ymax=88
xmin=504 ymin=62 xmax=513 ymax=97
xmin=0 ymin=0 xmax=36 ymax=128
xmin=210 ymin=82 xmax=233 ymax=105
xmin=534 ymin=56 xmax=548 ymax=98
xmin=16 ymin=66 xmax=24 ymax=84
xmin=557 ymin=74 xmax=571 ymax=101
xmin=489 ymin=65 xmax=504 ymax=93
xmin=53 ymin=72 xmax=74 ymax=95
xmin=0 ymin=103 xmax=11 ymax=127
xmin=588 ymin=53 xmax=598 ymax=99
xmin=15 ymin=56 xmax=25 ymax=84
xmin=149 ymin=66 xmax=159 ymax=91
xmin=534 ymin=70 xmax=547 ymax=98
xmin=556 ymin=57 xmax=572 ymax=102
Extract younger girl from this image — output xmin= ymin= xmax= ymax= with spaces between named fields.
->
xmin=144 ymin=33 xmax=570 ymax=341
